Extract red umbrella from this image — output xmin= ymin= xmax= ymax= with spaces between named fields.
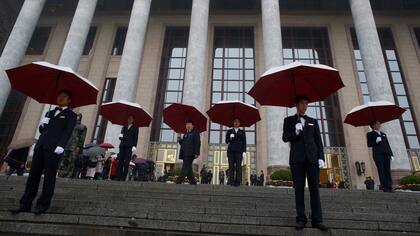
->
xmin=344 ymin=101 xmax=406 ymax=127
xmin=163 ymin=103 xmax=207 ymax=133
xmin=5 ymin=61 xmax=98 ymax=108
xmin=99 ymin=143 xmax=114 ymax=149
xmin=206 ymin=100 xmax=261 ymax=127
xmin=248 ymin=61 xmax=345 ymax=107
xmin=100 ymin=101 xmax=152 ymax=127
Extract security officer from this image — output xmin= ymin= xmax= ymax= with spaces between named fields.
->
xmin=282 ymin=96 xmax=328 ymax=231
xmin=225 ymin=118 xmax=246 ymax=186
xmin=367 ymin=120 xmax=394 ymax=192
xmin=11 ymin=90 xmax=77 ymax=215
xmin=58 ymin=112 xmax=87 ymax=178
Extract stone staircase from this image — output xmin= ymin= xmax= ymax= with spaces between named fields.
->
xmin=0 ymin=176 xmax=419 ymax=236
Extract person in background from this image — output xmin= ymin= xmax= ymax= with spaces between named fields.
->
xmin=94 ymin=154 xmax=106 ymax=180
xmin=225 ymin=118 xmax=247 ymax=186
xmin=258 ymin=170 xmax=265 ymax=186
xmin=176 ymin=120 xmax=200 ymax=185
xmin=58 ymin=113 xmax=86 ymax=178
xmin=72 ymin=152 xmax=83 ymax=179
xmin=4 ymin=147 xmax=30 ymax=177
xmin=11 ymin=90 xmax=77 ymax=215
xmin=282 ymin=96 xmax=328 ymax=231
xmin=364 ymin=176 xmax=375 ymax=190
xmin=207 ymin=170 xmax=213 ymax=184
xmin=116 ymin=115 xmax=139 ymax=181
xmin=110 ymin=154 xmax=119 ymax=180
xmin=85 ymin=154 xmax=98 ymax=180
xmin=200 ymin=165 xmax=208 ymax=184
xmin=102 ymin=155 xmax=113 ymax=180
xmin=367 ymin=120 xmax=394 ymax=193
xmin=219 ymin=170 xmax=225 ymax=185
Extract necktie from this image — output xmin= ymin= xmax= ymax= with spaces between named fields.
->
xmin=53 ymin=107 xmax=63 ymax=117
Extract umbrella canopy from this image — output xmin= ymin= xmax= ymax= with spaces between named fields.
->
xmin=248 ymin=61 xmax=345 ymax=107
xmin=344 ymin=101 xmax=406 ymax=127
xmin=206 ymin=100 xmax=261 ymax=127
xmin=8 ymin=138 xmax=37 ymax=150
xmin=5 ymin=61 xmax=98 ymax=108
xmin=99 ymin=143 xmax=114 ymax=149
xmin=133 ymin=158 xmax=148 ymax=165
xmin=83 ymin=143 xmax=105 ymax=157
xmin=100 ymin=100 xmax=152 ymax=127
xmin=163 ymin=103 xmax=207 ymax=133
xmin=133 ymin=158 xmax=155 ymax=165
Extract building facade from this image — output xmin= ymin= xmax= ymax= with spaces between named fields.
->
xmin=1 ymin=0 xmax=420 ymax=189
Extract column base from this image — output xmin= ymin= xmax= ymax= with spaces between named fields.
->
xmin=391 ymin=169 xmax=412 ymax=187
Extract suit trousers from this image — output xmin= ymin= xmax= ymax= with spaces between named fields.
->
xmin=178 ymin=156 xmax=196 ymax=184
xmin=290 ymin=161 xmax=323 ymax=224
xmin=20 ymin=148 xmax=61 ymax=210
xmin=117 ymin=147 xmax=132 ymax=181
xmin=227 ymin=151 xmax=243 ymax=186
xmin=373 ymin=155 xmax=392 ymax=192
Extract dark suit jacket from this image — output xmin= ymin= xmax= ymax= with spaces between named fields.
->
xmin=119 ymin=125 xmax=139 ymax=148
xmin=4 ymin=147 xmax=29 ymax=168
xmin=367 ymin=130 xmax=393 ymax=157
xmin=282 ymin=114 xmax=324 ymax=165
xmin=36 ymin=108 xmax=77 ymax=151
xmin=225 ymin=128 xmax=247 ymax=153
xmin=178 ymin=129 xmax=200 ymax=159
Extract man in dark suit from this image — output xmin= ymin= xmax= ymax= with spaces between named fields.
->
xmin=177 ymin=120 xmax=200 ymax=185
xmin=117 ymin=115 xmax=139 ymax=181
xmin=12 ymin=90 xmax=77 ymax=215
xmin=258 ymin=170 xmax=265 ymax=186
xmin=4 ymin=146 xmax=30 ymax=177
xmin=225 ymin=118 xmax=246 ymax=186
xmin=282 ymin=96 xmax=328 ymax=231
xmin=367 ymin=120 xmax=394 ymax=192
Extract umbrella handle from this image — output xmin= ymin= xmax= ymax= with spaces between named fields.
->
xmin=48 ymin=71 xmax=62 ymax=111
xmin=47 ymin=104 xmax=53 ymax=114
xmin=291 ymin=70 xmax=296 ymax=103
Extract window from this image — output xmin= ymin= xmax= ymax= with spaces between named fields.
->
xmin=111 ymin=26 xmax=127 ymax=56
xmin=82 ymin=26 xmax=97 ymax=55
xmin=282 ymin=27 xmax=345 ymax=147
xmin=0 ymin=91 xmax=26 ymax=161
xmin=150 ymin=27 xmax=189 ymax=143
xmin=209 ymin=27 xmax=256 ymax=145
xmin=91 ymin=78 xmax=116 ymax=144
xmin=351 ymin=28 xmax=420 ymax=149
xmin=25 ymin=26 xmax=51 ymax=55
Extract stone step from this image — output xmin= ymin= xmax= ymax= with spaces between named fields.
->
xmin=1 ymin=177 xmax=419 ymax=235
xmin=1 ymin=198 xmax=418 ymax=223
xmin=0 ymin=211 xmax=419 ymax=235
xmin=2 ymin=182 xmax=418 ymax=202
xmin=1 ymin=197 xmax=418 ymax=224
xmin=1 ymin=192 xmax=418 ymax=216
xmin=2 ymin=177 xmax=419 ymax=202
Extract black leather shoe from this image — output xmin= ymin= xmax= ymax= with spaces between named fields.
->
xmin=295 ymin=221 xmax=306 ymax=230
xmin=312 ymin=223 xmax=329 ymax=231
xmin=10 ymin=207 xmax=31 ymax=214
xmin=33 ymin=207 xmax=48 ymax=215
